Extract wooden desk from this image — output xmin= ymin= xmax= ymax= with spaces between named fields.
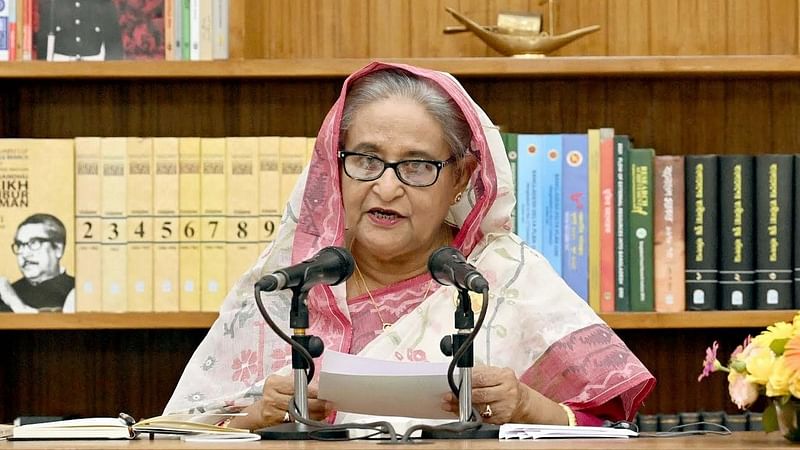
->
xmin=0 ymin=432 xmax=794 ymax=449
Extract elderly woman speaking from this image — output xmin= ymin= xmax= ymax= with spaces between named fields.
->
xmin=165 ymin=62 xmax=655 ymax=431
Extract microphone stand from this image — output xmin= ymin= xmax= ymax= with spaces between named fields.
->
xmin=422 ymin=287 xmax=499 ymax=439
xmin=256 ymin=285 xmax=348 ymax=440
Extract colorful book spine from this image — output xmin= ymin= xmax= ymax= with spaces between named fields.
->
xmin=718 ymin=156 xmax=755 ymax=310
xmin=152 ymin=137 xmax=180 ymax=311
xmin=598 ymin=128 xmax=616 ymax=312
xmin=225 ymin=137 xmax=259 ymax=295
xmin=100 ymin=138 xmax=127 ymax=312
xmin=199 ymin=137 xmax=227 ymax=311
xmin=126 ymin=138 xmax=154 ymax=312
xmin=627 ymin=148 xmax=655 ymax=311
xmin=613 ymin=135 xmax=630 ymax=311
xmin=259 ymin=136 xmax=280 ymax=245
xmin=541 ymin=135 xmax=562 ymax=274
xmin=6 ymin=0 xmax=14 ymax=61
xmin=515 ymin=134 xmax=545 ymax=255
xmin=685 ymin=155 xmax=719 ymax=310
xmin=561 ymin=133 xmax=588 ymax=302
xmin=74 ymin=137 xmax=103 ymax=312
xmin=0 ymin=0 xmax=9 ymax=61
xmin=653 ymin=155 xmax=686 ymax=312
xmin=755 ymin=155 xmax=794 ymax=310
xmin=173 ymin=0 xmax=183 ymax=60
xmin=178 ymin=137 xmax=201 ymax=311
xmin=587 ymin=129 xmax=600 ymax=311
xmin=164 ymin=0 xmax=174 ymax=59
xmin=22 ymin=0 xmax=31 ymax=60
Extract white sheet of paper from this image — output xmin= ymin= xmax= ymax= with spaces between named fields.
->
xmin=499 ymin=423 xmax=638 ymax=440
xmin=318 ymin=350 xmax=455 ymax=420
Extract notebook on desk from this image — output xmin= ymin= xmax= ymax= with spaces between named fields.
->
xmin=499 ymin=423 xmax=638 ymax=440
xmin=9 ymin=413 xmax=252 ymax=441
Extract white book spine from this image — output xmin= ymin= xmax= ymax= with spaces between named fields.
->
xmin=212 ymin=0 xmax=228 ymax=60
xmin=190 ymin=0 xmax=200 ymax=60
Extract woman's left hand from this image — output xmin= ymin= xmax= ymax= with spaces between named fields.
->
xmin=440 ymin=365 xmax=530 ymax=424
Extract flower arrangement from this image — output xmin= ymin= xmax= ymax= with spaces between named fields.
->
xmin=698 ymin=312 xmax=800 ymax=434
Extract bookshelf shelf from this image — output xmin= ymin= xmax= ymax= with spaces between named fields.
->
xmin=2 ymin=55 xmax=800 ymax=79
xmin=0 ymin=312 xmax=217 ymax=330
xmin=0 ymin=310 xmax=794 ymax=330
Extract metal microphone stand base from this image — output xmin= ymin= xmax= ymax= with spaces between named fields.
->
xmin=420 ymin=422 xmax=500 ymax=440
xmin=256 ymin=423 xmax=349 ymax=440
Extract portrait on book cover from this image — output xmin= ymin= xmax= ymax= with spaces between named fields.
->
xmin=0 ymin=214 xmax=76 ymax=313
xmin=33 ymin=0 xmax=164 ymax=60
xmin=0 ymin=140 xmax=75 ymax=314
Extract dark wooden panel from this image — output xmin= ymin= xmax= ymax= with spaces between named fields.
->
xmin=618 ymin=328 xmax=765 ymax=415
xmin=2 ymin=329 xmax=206 ymax=423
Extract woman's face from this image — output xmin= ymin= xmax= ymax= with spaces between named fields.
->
xmin=341 ymin=96 xmax=467 ymax=263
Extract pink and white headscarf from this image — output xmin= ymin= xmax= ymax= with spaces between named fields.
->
xmin=165 ymin=62 xmax=655 ymax=425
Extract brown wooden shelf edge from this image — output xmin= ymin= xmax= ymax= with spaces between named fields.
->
xmin=602 ymin=310 xmax=798 ymax=329
xmin=2 ymin=55 xmax=800 ymax=79
xmin=0 ymin=312 xmax=218 ymax=330
xmin=0 ymin=310 xmax=796 ymax=330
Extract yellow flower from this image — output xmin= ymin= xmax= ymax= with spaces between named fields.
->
xmin=790 ymin=373 xmax=800 ymax=399
xmin=745 ymin=344 xmax=776 ymax=385
xmin=753 ymin=321 xmax=795 ymax=350
xmin=793 ymin=312 xmax=800 ymax=331
xmin=767 ymin=356 xmax=794 ymax=397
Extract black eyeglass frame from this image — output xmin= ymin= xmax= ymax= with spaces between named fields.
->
xmin=338 ymin=150 xmax=456 ymax=187
xmin=11 ymin=237 xmax=53 ymax=255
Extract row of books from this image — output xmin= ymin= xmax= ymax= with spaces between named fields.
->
xmin=0 ymin=137 xmax=314 ymax=313
xmin=634 ymin=411 xmax=763 ymax=432
xmin=0 ymin=0 xmax=228 ymax=61
xmin=502 ymin=129 xmax=800 ymax=312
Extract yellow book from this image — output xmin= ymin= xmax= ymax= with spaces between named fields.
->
xmin=199 ymin=138 xmax=226 ymax=312
xmin=198 ymin=0 xmax=214 ymax=60
xmin=258 ymin=136 xmax=280 ymax=246
xmin=74 ymin=137 xmax=103 ymax=312
xmin=126 ymin=138 xmax=154 ymax=312
xmin=305 ymin=137 xmax=316 ymax=163
xmin=178 ymin=137 xmax=201 ymax=311
xmin=0 ymin=139 xmax=75 ymax=313
xmin=226 ymin=137 xmax=259 ymax=293
xmin=101 ymin=137 xmax=127 ymax=312
xmin=279 ymin=136 xmax=306 ymax=217
xmin=152 ymin=138 xmax=180 ymax=311
xmin=587 ymin=129 xmax=601 ymax=313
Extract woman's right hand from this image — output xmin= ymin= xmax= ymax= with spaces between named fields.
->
xmin=230 ymin=374 xmax=333 ymax=431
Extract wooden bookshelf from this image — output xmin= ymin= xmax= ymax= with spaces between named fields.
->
xmin=0 ymin=310 xmax=794 ymax=330
xmin=3 ymin=56 xmax=800 ymax=79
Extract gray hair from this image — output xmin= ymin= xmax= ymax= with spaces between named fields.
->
xmin=340 ymin=69 xmax=472 ymax=171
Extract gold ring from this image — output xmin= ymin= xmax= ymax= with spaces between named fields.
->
xmin=480 ymin=403 xmax=493 ymax=418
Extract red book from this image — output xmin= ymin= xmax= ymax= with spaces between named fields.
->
xmin=599 ymin=128 xmax=616 ymax=312
xmin=654 ymin=156 xmax=686 ymax=312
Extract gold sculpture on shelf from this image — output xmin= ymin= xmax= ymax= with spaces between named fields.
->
xmin=443 ymin=0 xmax=600 ymax=57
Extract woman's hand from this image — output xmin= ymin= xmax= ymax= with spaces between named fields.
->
xmin=440 ymin=365 xmax=568 ymax=425
xmin=229 ymin=374 xmax=333 ymax=431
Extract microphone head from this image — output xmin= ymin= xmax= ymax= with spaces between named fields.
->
xmin=428 ymin=246 xmax=465 ymax=287
xmin=316 ymin=246 xmax=355 ymax=286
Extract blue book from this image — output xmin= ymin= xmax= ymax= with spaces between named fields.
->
xmin=561 ymin=134 xmax=589 ymax=301
xmin=516 ymin=134 xmax=562 ymax=273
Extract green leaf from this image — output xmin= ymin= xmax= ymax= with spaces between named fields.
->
xmin=763 ymin=402 xmax=778 ymax=432
xmin=771 ymin=338 xmax=790 ymax=356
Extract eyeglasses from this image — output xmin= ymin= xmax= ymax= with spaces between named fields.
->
xmin=11 ymin=237 xmax=52 ymax=254
xmin=339 ymin=151 xmax=455 ymax=187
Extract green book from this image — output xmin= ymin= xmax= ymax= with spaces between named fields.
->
xmin=627 ymin=148 xmax=655 ymax=311
xmin=182 ymin=0 xmax=191 ymax=60
xmin=614 ymin=135 xmax=631 ymax=311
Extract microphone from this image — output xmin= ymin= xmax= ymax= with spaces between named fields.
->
xmin=255 ymin=246 xmax=355 ymax=292
xmin=428 ymin=246 xmax=489 ymax=293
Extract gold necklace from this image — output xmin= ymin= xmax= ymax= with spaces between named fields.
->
xmin=354 ymin=263 xmax=432 ymax=331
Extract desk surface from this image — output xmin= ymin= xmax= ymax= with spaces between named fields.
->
xmin=0 ymin=432 xmax=795 ymax=449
